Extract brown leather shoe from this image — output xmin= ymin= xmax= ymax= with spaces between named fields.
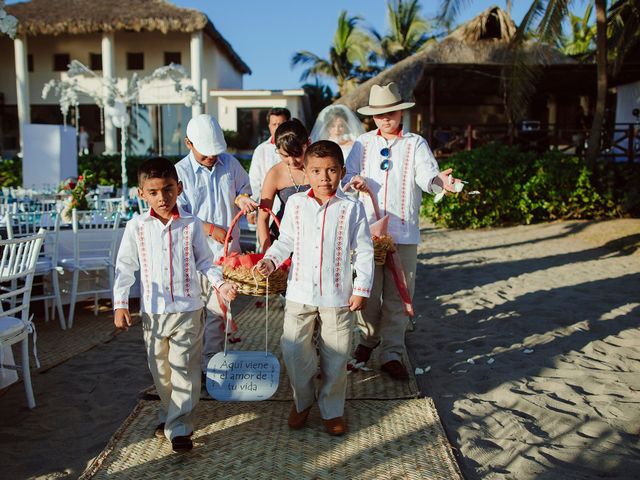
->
xmin=381 ymin=360 xmax=409 ymax=380
xmin=288 ymin=404 xmax=312 ymax=429
xmin=323 ymin=416 xmax=347 ymax=436
xmin=353 ymin=344 xmax=374 ymax=364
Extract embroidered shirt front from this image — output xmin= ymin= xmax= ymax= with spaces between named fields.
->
xmin=345 ymin=129 xmax=440 ymax=244
xmin=113 ymin=207 xmax=224 ymax=314
xmin=263 ymin=189 xmax=374 ymax=307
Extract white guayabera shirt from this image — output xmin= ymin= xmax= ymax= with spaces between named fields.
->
xmin=263 ymin=189 xmax=374 ymax=308
xmin=113 ymin=207 xmax=224 ymax=314
xmin=345 ymin=128 xmax=441 ymax=245
xmin=175 ymin=151 xmax=252 ymax=260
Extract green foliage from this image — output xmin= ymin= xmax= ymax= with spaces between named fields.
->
xmin=0 ymin=156 xmax=22 ymax=187
xmin=422 ymin=144 xmax=639 ymax=229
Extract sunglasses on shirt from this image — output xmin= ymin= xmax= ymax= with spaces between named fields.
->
xmin=380 ymin=147 xmax=391 ymax=171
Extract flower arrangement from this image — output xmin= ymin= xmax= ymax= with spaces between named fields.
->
xmin=59 ymin=170 xmax=95 ymax=221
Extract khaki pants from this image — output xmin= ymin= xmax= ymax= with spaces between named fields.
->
xmin=142 ymin=309 xmax=204 ymax=440
xmin=357 ymin=244 xmax=417 ymax=364
xmin=200 ymin=274 xmax=233 ymax=372
xmin=282 ymin=300 xmax=353 ymax=420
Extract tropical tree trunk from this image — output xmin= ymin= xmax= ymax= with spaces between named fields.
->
xmin=585 ymin=0 xmax=608 ymax=166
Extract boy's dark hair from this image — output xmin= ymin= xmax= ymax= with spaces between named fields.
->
xmin=267 ymin=107 xmax=291 ymax=121
xmin=304 ymin=140 xmax=344 ymax=167
xmin=138 ymin=157 xmax=179 ymax=186
xmin=274 ymin=119 xmax=309 ymax=157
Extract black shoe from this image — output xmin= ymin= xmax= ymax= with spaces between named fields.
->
xmin=381 ymin=360 xmax=409 ymax=380
xmin=171 ymin=435 xmax=193 ymax=452
xmin=353 ymin=344 xmax=374 ymax=364
xmin=154 ymin=423 xmax=165 ymax=439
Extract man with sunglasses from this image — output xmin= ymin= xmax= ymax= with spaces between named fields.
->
xmin=345 ymin=82 xmax=461 ymax=380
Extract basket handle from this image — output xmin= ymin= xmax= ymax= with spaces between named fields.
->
xmin=223 ymin=207 xmax=280 ymax=257
xmin=345 ymin=179 xmax=382 ymax=221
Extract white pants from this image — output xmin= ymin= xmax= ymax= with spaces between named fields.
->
xmin=142 ymin=309 xmax=204 ymax=440
xmin=357 ymin=244 xmax=417 ymax=364
xmin=199 ymin=273 xmax=233 ymax=372
xmin=282 ymin=300 xmax=353 ymax=420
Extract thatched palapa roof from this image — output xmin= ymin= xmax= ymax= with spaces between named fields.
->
xmin=6 ymin=0 xmax=251 ymax=74
xmin=337 ymin=6 xmax=576 ymax=111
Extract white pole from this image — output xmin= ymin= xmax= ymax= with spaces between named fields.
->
xmin=190 ymin=31 xmax=203 ymax=118
xmin=14 ymin=35 xmax=30 ymax=156
xmin=102 ymin=32 xmax=117 ymax=154
xmin=120 ymin=127 xmax=127 ymax=213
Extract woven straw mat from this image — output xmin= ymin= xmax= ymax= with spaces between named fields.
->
xmin=141 ymin=298 xmax=419 ymax=401
xmin=80 ymin=398 xmax=462 ymax=480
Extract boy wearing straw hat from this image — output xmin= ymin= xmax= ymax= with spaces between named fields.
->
xmin=345 ymin=82 xmax=462 ymax=380
xmin=175 ymin=114 xmax=259 ymax=375
xmin=114 ymin=157 xmax=238 ymax=452
xmin=257 ymin=140 xmax=374 ymax=436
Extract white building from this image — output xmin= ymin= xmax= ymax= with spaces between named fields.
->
xmin=1 ymin=0 xmax=251 ymax=157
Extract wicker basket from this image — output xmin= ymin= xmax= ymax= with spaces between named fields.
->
xmin=218 ymin=209 xmax=289 ymax=296
xmin=373 ymin=234 xmax=396 ymax=265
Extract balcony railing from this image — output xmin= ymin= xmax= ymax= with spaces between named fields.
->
xmin=430 ymin=123 xmax=640 ymax=162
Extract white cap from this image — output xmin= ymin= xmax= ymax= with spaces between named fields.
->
xmin=186 ymin=114 xmax=227 ymax=156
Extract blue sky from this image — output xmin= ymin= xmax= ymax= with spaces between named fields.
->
xmin=175 ymin=0 xmax=533 ymax=90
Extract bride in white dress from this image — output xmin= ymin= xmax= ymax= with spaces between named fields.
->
xmin=310 ymin=105 xmax=365 ymax=159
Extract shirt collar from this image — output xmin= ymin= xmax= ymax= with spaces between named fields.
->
xmin=306 ymin=187 xmax=347 ymax=206
xmin=270 ymin=136 xmax=275 ymax=145
xmin=376 ymin=124 xmax=405 ymax=139
xmin=144 ymin=205 xmax=182 ymax=223
xmin=188 ymin=151 xmax=224 ymax=174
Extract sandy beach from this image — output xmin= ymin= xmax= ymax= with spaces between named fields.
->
xmin=1 ymin=218 xmax=639 ymax=479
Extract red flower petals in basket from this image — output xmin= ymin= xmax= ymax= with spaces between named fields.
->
xmin=216 ymin=209 xmax=290 ymax=296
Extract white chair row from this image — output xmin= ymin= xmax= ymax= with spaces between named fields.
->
xmin=4 ymin=209 xmax=121 ymax=329
xmin=0 ymin=231 xmax=45 ymax=408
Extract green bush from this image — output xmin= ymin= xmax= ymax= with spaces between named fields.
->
xmin=422 ymin=144 xmax=639 ymax=229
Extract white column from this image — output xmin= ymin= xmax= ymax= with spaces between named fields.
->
xmin=14 ymin=36 xmax=30 ymax=156
xmin=101 ymin=32 xmax=117 ymax=153
xmin=190 ymin=30 xmax=203 ymax=117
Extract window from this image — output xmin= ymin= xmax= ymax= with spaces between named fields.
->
xmin=164 ymin=51 xmax=181 ymax=66
xmin=90 ymin=53 xmax=102 ymax=71
xmin=53 ymin=53 xmax=70 ymax=71
xmin=127 ymin=52 xmax=144 ymax=70
xmin=27 ymin=54 xmax=34 ymax=72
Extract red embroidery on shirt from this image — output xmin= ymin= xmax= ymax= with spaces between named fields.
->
xmin=400 ymin=142 xmax=413 ymax=225
xmin=183 ymin=224 xmax=192 ymax=297
xmin=137 ymin=224 xmax=151 ymax=303
xmin=361 ymin=142 xmax=368 ymax=174
xmin=334 ymin=205 xmax=348 ymax=290
xmin=293 ymin=204 xmax=301 ymax=282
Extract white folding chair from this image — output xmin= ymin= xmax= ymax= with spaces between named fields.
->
xmin=0 ymin=231 xmax=46 ymax=408
xmin=5 ymin=211 xmax=66 ymax=329
xmin=58 ymin=209 xmax=121 ymax=328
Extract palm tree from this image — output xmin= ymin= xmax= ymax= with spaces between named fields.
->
xmin=372 ymin=0 xmax=437 ymax=66
xmin=291 ymin=11 xmax=375 ymax=97
xmin=560 ymin=4 xmax=596 ymax=59
xmin=439 ymin=0 xmax=613 ymax=166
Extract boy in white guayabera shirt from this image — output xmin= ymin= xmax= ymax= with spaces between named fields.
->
xmin=345 ymin=82 xmax=462 ymax=380
xmin=257 ymin=140 xmax=374 ymax=436
xmin=175 ymin=114 xmax=258 ymax=374
xmin=114 ymin=158 xmax=238 ymax=453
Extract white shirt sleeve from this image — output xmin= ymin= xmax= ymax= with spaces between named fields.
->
xmin=192 ymin=218 xmax=224 ymax=290
xmin=262 ymin=198 xmax=295 ymax=267
xmin=113 ymin=220 xmax=139 ymax=309
xmin=414 ymin=137 xmax=441 ymax=193
xmin=249 ymin=144 xmax=264 ymax=202
xmin=350 ymin=202 xmax=374 ymax=297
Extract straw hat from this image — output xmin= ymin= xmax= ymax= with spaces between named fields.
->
xmin=356 ymin=82 xmax=415 ymax=115
xmin=186 ymin=114 xmax=227 ymax=156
